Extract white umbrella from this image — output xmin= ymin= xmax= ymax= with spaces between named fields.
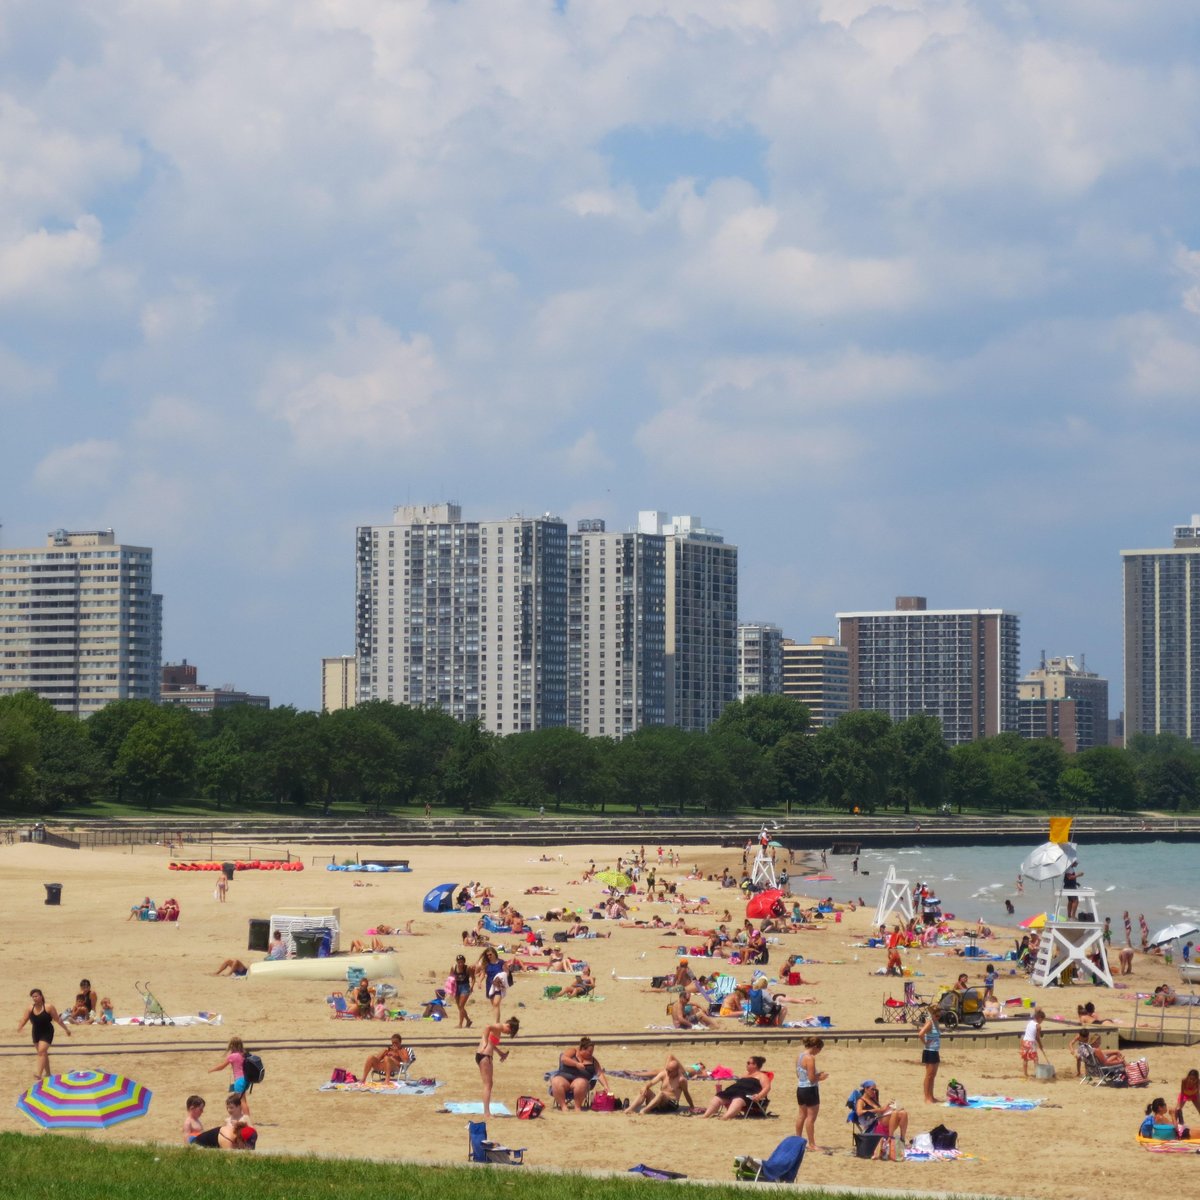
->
xmin=1019 ymin=841 xmax=1076 ymax=882
xmin=1148 ymin=922 xmax=1200 ymax=948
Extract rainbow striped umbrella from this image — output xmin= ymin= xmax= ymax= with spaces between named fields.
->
xmin=16 ymin=1069 xmax=152 ymax=1129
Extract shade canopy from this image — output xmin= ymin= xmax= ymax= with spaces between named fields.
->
xmin=1149 ymin=922 xmax=1200 ymax=947
xmin=1020 ymin=912 xmax=1049 ymax=929
xmin=594 ymin=869 xmax=632 ymax=890
xmin=746 ymin=888 xmax=785 ymax=919
xmin=1020 ymin=841 xmax=1076 ymax=882
xmin=17 ymin=1070 xmax=152 ymax=1130
xmin=422 ymin=883 xmax=456 ymax=913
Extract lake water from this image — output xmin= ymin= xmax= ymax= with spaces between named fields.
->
xmin=816 ymin=839 xmax=1199 ymax=939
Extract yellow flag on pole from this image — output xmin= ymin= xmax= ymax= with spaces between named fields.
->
xmin=1048 ymin=817 xmax=1073 ymax=845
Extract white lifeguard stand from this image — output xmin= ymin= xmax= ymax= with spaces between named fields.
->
xmin=1029 ymin=885 xmax=1114 ymax=989
xmin=873 ymin=865 xmax=915 ymax=929
xmin=750 ymin=828 xmax=777 ymax=890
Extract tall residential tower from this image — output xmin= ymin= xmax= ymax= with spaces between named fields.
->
xmin=838 ymin=597 xmax=1020 ymax=744
xmin=0 ymin=529 xmax=162 ymax=715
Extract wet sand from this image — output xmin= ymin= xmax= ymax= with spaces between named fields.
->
xmin=1 ymin=840 xmax=1196 ymax=1196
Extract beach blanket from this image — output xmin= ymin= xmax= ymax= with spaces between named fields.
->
xmin=1137 ymin=1136 xmax=1200 ymax=1153
xmin=904 ymin=1149 xmax=976 ymax=1162
xmin=319 ymin=1079 xmax=442 ymax=1095
xmin=441 ymin=1101 xmax=511 ymax=1115
xmin=114 ymin=1013 xmax=223 ymax=1026
xmin=950 ymin=1096 xmax=1041 ymax=1111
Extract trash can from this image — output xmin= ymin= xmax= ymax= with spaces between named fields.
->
xmin=247 ymin=918 xmax=271 ymax=953
xmin=293 ymin=930 xmax=323 ymax=959
xmin=44 ymin=883 xmax=63 ymax=905
xmin=221 ymin=862 xmax=236 ymax=881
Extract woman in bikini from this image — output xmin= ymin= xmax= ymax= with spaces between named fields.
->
xmin=362 ymin=1034 xmax=411 ymax=1083
xmin=17 ymin=988 xmax=71 ymax=1079
xmin=475 ymin=1017 xmax=519 ymax=1118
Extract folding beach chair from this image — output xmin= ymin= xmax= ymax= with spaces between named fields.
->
xmin=327 ymin=992 xmax=358 ymax=1019
xmin=467 ymin=1121 xmax=525 ymax=1166
xmin=734 ymin=1136 xmax=806 ymax=1182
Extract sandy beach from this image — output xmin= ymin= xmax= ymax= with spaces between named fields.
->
xmin=2 ymin=838 xmax=1197 ymax=1196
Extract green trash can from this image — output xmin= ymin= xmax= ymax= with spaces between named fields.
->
xmin=293 ymin=930 xmax=323 ymax=959
xmin=247 ymin=918 xmax=271 ymax=953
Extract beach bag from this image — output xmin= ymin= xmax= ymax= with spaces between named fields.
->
xmin=553 ymin=931 xmax=570 ymax=943
xmin=242 ymin=1053 xmax=265 ymax=1085
xmin=946 ymin=1079 xmax=967 ymax=1106
xmin=516 ymin=1095 xmax=544 ymax=1120
xmin=1125 ymin=1058 xmax=1149 ymax=1086
xmin=330 ymin=1068 xmax=348 ymax=1083
xmin=590 ymin=1091 xmax=618 ymax=1112
xmin=444 ymin=975 xmax=457 ymax=996
xmin=930 ymin=1124 xmax=957 ymax=1151
xmin=854 ymin=1132 xmax=884 ymax=1159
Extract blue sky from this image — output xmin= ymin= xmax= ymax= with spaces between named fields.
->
xmin=3 ymin=1 xmax=1200 ymax=713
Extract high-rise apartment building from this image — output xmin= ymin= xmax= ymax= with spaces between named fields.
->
xmin=0 ymin=528 xmax=162 ymax=715
xmin=355 ymin=504 xmax=567 ymax=735
xmin=1122 ymin=515 xmax=1200 ymax=745
xmin=1017 ymin=655 xmax=1108 ymax=752
xmin=638 ymin=512 xmax=738 ymax=731
xmin=838 ymin=597 xmax=1020 ymax=744
xmin=781 ymin=636 xmax=850 ymax=728
xmin=321 ymin=655 xmax=358 ymax=712
xmin=567 ymin=520 xmax=666 ymax=738
xmin=737 ymin=623 xmax=783 ymax=700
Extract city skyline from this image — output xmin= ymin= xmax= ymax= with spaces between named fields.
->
xmin=3 ymin=5 xmax=1199 ymax=710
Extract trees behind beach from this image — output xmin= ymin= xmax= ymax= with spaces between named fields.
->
xmin=0 ymin=690 xmax=1197 ymax=817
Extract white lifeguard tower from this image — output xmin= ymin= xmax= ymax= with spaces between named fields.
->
xmin=873 ymin=865 xmax=915 ymax=929
xmin=749 ymin=827 xmax=777 ymax=890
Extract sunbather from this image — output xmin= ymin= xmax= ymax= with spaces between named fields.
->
xmin=630 ymin=1054 xmax=696 ymax=1114
xmin=550 ymin=1036 xmax=610 ymax=1111
xmin=1088 ymin=1034 xmax=1126 ymax=1067
xmin=701 ymin=1056 xmax=771 ymax=1119
xmin=853 ymin=1081 xmax=908 ymax=1143
xmin=672 ymin=994 xmax=716 ymax=1029
xmin=212 ymin=958 xmax=250 ymax=977
xmin=363 ymin=1034 xmax=411 ymax=1082
xmin=559 ymin=966 xmax=595 ymax=998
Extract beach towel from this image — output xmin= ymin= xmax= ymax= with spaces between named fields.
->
xmin=1137 ymin=1136 xmax=1200 ymax=1153
xmin=442 ymin=1101 xmax=512 ymax=1115
xmin=319 ymin=1079 xmax=442 ymax=1095
xmin=903 ymin=1149 xmax=975 ymax=1161
xmin=628 ymin=1165 xmax=688 ymax=1179
xmin=950 ymin=1096 xmax=1041 ymax=1111
xmin=114 ymin=1013 xmax=223 ymax=1026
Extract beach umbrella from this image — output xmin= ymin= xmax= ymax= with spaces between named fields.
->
xmin=1020 ymin=912 xmax=1048 ymax=929
xmin=17 ymin=1069 xmax=152 ymax=1130
xmin=1149 ymin=922 xmax=1199 ymax=948
xmin=1019 ymin=841 xmax=1074 ymax=882
xmin=594 ymin=869 xmax=632 ymax=890
xmin=746 ymin=888 xmax=785 ymax=918
xmin=767 ymin=840 xmax=784 ymax=848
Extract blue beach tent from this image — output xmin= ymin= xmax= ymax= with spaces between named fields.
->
xmin=423 ymin=882 xmax=457 ymax=913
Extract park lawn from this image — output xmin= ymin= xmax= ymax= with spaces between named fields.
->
xmin=0 ymin=1132 xmax=901 ymax=1200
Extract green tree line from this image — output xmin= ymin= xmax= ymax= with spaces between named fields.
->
xmin=0 ymin=690 xmax=1195 ymax=817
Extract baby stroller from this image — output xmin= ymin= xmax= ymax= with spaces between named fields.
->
xmin=134 ymin=980 xmax=173 ymax=1025
xmin=935 ymin=987 xmax=985 ymax=1030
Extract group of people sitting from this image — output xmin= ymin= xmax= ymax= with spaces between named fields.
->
xmin=1140 ymin=1073 xmax=1200 ymax=1138
xmin=182 ymin=1094 xmax=256 ymax=1150
xmin=127 ymin=896 xmax=180 ymax=921
xmin=65 ymin=978 xmax=113 ymax=1024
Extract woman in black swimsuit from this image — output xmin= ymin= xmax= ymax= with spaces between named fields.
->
xmin=16 ymin=988 xmax=71 ymax=1079
xmin=701 ymin=1056 xmax=772 ymax=1119
xmin=451 ymin=955 xmax=474 ymax=1028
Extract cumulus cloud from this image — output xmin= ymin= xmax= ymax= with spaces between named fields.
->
xmin=32 ymin=439 xmax=121 ymax=491
xmin=258 ymin=317 xmax=469 ymax=458
xmin=140 ymin=282 xmax=215 ymax=342
xmin=0 ymin=215 xmax=102 ymax=304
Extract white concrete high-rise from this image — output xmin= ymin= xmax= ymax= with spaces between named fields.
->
xmin=568 ymin=520 xmax=666 ymax=738
xmin=638 ymin=512 xmax=738 ymax=731
xmin=355 ymin=504 xmax=568 ymax=734
xmin=0 ymin=529 xmax=162 ymax=715
xmin=321 ymin=655 xmax=358 ymax=712
xmin=737 ymin=623 xmax=784 ymax=700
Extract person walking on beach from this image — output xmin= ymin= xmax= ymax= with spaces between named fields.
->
xmin=475 ymin=1017 xmax=518 ymax=1118
xmin=794 ymin=1037 xmax=826 ymax=1147
xmin=450 ymin=954 xmax=474 ymax=1028
xmin=209 ymin=1036 xmax=250 ymax=1115
xmin=917 ymin=1003 xmax=941 ymax=1102
xmin=1021 ymin=1008 xmax=1046 ymax=1078
xmin=17 ymin=988 xmax=71 ymax=1079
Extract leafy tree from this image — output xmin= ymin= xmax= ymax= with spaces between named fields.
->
xmin=440 ymin=720 xmax=500 ymax=812
xmin=113 ymin=706 xmax=198 ymax=809
xmin=1021 ymin=738 xmax=1066 ymax=810
xmin=769 ymin=731 xmax=823 ymax=815
xmin=0 ymin=702 xmax=39 ymax=812
xmin=893 ymin=713 xmax=950 ymax=813
xmin=946 ymin=742 xmax=990 ymax=813
xmin=611 ymin=728 xmax=695 ymax=814
xmin=819 ymin=711 xmax=897 ymax=812
xmin=710 ymin=695 xmax=811 ymax=749
xmin=1075 ymin=746 xmax=1139 ymax=812
xmin=1057 ymin=765 xmax=1095 ymax=812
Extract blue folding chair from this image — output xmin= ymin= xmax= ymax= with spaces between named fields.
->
xmin=467 ymin=1121 xmax=525 ymax=1166
xmin=734 ymin=1136 xmax=806 ymax=1183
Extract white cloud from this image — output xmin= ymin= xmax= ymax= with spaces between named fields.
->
xmin=0 ymin=215 xmax=102 ymax=304
xmin=258 ymin=316 xmax=474 ymax=457
xmin=32 ymin=439 xmax=121 ymax=491
xmin=0 ymin=345 xmax=53 ymax=403
xmin=140 ymin=282 xmax=215 ymax=342
xmin=131 ymin=395 xmax=221 ymax=445
xmin=560 ymin=430 xmax=614 ymax=476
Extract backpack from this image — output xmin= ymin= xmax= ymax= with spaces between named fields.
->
xmin=945 ymin=1079 xmax=967 ymax=1106
xmin=930 ymin=1123 xmax=958 ymax=1151
xmin=243 ymin=1053 xmax=265 ymax=1085
xmin=516 ymin=1095 xmax=544 ymax=1119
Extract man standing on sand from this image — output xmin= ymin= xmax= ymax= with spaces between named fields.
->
xmin=1021 ymin=1008 xmax=1046 ymax=1077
